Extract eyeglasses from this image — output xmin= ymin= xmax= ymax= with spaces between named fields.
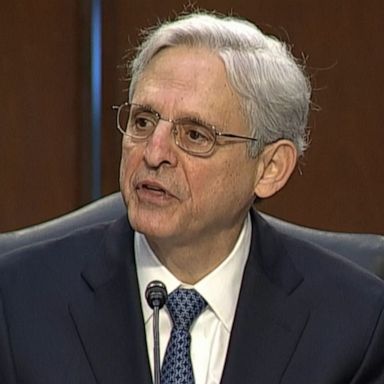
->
xmin=112 ymin=102 xmax=258 ymax=157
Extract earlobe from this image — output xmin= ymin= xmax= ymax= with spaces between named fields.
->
xmin=254 ymin=140 xmax=297 ymax=199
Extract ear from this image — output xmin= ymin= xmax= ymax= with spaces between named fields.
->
xmin=254 ymin=140 xmax=297 ymax=199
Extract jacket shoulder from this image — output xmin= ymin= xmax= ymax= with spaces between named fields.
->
xmin=0 ymin=215 xmax=131 ymax=291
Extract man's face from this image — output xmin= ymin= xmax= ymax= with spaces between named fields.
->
xmin=120 ymin=46 xmax=261 ymax=247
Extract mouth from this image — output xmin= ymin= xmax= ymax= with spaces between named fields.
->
xmin=135 ymin=180 xmax=175 ymax=202
xmin=139 ymin=183 xmax=166 ymax=194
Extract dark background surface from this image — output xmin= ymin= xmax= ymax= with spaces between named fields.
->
xmin=1 ymin=1 xmax=383 ymax=233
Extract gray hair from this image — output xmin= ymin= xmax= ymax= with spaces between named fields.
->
xmin=128 ymin=12 xmax=311 ymax=157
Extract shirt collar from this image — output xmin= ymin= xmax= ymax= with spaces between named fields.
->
xmin=135 ymin=214 xmax=252 ymax=331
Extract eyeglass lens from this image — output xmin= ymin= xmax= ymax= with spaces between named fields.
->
xmin=118 ymin=103 xmax=216 ymax=155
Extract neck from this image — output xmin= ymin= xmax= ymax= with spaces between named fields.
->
xmin=146 ymin=219 xmax=246 ymax=284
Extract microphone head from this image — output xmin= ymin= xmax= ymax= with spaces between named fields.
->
xmin=145 ymin=280 xmax=168 ymax=309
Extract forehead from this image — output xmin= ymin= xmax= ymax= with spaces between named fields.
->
xmin=132 ymin=46 xmax=242 ymax=123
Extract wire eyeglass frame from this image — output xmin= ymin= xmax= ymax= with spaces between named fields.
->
xmin=112 ymin=102 xmax=258 ymax=157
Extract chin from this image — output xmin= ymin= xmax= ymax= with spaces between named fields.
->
xmin=127 ymin=208 xmax=176 ymax=238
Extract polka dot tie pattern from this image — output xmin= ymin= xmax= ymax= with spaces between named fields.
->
xmin=160 ymin=288 xmax=207 ymax=384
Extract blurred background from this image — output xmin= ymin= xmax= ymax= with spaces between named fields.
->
xmin=1 ymin=0 xmax=383 ymax=233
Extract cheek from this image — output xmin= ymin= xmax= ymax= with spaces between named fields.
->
xmin=199 ymin=159 xmax=255 ymax=205
xmin=119 ymin=143 xmax=142 ymax=189
xmin=186 ymin=161 xmax=231 ymax=204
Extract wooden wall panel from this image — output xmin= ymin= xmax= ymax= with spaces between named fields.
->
xmin=0 ymin=2 xmax=90 ymax=231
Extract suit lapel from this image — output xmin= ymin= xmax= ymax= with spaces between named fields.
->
xmin=69 ymin=216 xmax=152 ymax=384
xmin=221 ymin=211 xmax=310 ymax=384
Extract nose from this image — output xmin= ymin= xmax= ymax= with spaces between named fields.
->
xmin=143 ymin=120 xmax=178 ymax=168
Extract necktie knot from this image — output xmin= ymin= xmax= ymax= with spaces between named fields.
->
xmin=166 ymin=288 xmax=207 ymax=331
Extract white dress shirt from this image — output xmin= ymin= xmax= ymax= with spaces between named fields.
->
xmin=134 ymin=214 xmax=251 ymax=384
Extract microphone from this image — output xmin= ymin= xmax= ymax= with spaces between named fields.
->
xmin=145 ymin=281 xmax=168 ymax=384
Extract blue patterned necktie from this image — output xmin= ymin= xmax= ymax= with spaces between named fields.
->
xmin=160 ymin=288 xmax=207 ymax=384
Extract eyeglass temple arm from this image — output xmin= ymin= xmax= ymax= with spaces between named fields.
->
xmin=217 ymin=132 xmax=258 ymax=142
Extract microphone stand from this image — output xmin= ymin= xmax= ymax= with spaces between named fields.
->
xmin=146 ymin=281 xmax=168 ymax=384
xmin=153 ymin=304 xmax=161 ymax=384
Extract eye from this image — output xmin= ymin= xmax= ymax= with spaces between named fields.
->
xmin=180 ymin=123 xmax=214 ymax=146
xmin=187 ymin=129 xmax=207 ymax=142
xmin=130 ymin=111 xmax=157 ymax=135
xmin=135 ymin=116 xmax=153 ymax=129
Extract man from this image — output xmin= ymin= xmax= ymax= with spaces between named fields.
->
xmin=0 ymin=11 xmax=383 ymax=384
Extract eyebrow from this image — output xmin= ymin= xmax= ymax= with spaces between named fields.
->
xmin=132 ymin=102 xmax=218 ymax=128
xmin=134 ymin=103 xmax=158 ymax=115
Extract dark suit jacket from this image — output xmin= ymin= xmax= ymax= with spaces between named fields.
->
xmin=0 ymin=211 xmax=383 ymax=384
